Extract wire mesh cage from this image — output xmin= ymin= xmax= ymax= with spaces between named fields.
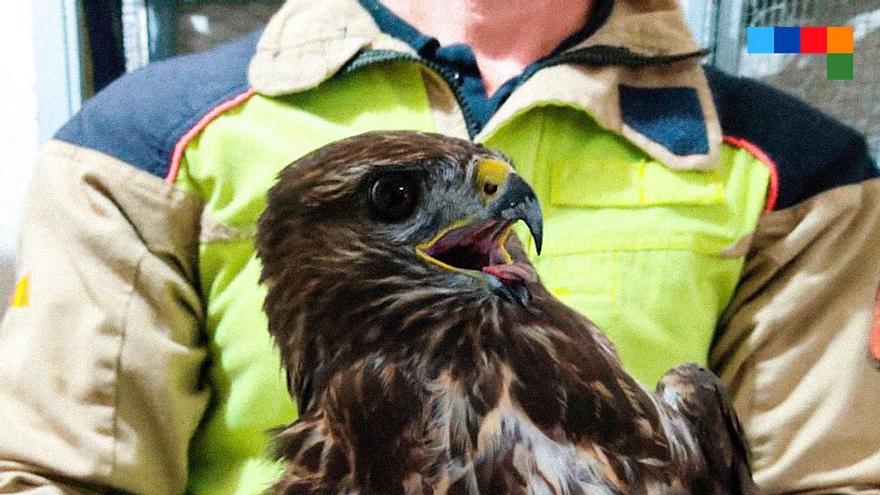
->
xmin=743 ymin=0 xmax=821 ymax=26
xmin=732 ymin=0 xmax=880 ymax=159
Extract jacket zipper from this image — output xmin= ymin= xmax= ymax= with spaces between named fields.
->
xmin=341 ymin=49 xmax=482 ymax=137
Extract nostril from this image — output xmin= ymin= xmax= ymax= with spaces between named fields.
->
xmin=483 ymin=183 xmax=499 ymax=196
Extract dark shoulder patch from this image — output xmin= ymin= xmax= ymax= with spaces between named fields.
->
xmin=619 ymin=84 xmax=709 ymax=156
xmin=56 ymin=31 xmax=260 ymax=178
xmin=705 ymin=65 xmax=877 ymax=210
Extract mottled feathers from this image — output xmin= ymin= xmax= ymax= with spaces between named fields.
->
xmin=256 ymin=131 xmax=755 ymax=495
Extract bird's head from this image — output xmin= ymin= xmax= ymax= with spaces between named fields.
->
xmin=257 ymin=131 xmax=543 ymax=308
xmin=257 ymin=131 xmax=546 ymax=408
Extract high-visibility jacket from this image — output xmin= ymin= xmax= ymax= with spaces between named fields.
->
xmin=1 ymin=1 xmax=879 ymax=494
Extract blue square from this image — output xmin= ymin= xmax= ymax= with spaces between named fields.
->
xmin=747 ymin=27 xmax=774 ymax=53
xmin=774 ymin=27 xmax=800 ymax=53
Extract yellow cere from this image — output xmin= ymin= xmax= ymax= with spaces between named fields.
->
xmin=476 ymin=158 xmax=512 ymax=200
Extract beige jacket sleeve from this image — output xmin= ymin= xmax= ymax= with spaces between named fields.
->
xmin=713 ymin=179 xmax=880 ymax=495
xmin=0 ymin=142 xmax=209 ymax=494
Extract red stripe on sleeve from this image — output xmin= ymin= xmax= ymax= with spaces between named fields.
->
xmin=870 ymin=284 xmax=880 ymax=367
xmin=165 ymin=88 xmax=257 ymax=184
xmin=723 ymin=135 xmax=780 ymax=211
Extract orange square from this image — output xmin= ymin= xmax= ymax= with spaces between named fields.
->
xmin=827 ymin=26 xmax=854 ymax=53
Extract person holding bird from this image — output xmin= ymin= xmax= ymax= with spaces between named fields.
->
xmin=1 ymin=0 xmax=878 ymax=494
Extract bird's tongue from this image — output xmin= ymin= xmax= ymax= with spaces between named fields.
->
xmin=482 ymin=262 xmax=537 ymax=285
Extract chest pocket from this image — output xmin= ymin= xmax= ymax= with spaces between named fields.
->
xmin=526 ymin=153 xmax=750 ymax=385
xmin=533 ymin=154 xmax=739 ymax=267
xmin=551 ymin=158 xmax=726 ymax=209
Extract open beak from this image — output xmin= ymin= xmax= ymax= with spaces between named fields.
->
xmin=415 ymin=165 xmax=543 ymax=304
xmin=487 ymin=173 xmax=543 ymax=255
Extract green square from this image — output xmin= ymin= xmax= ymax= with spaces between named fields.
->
xmin=827 ymin=53 xmax=854 ymax=80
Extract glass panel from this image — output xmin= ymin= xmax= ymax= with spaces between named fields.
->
xmin=121 ymin=0 xmax=283 ymax=70
xmin=174 ymin=1 xmax=283 ymax=54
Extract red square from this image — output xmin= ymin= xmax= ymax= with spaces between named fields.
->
xmin=800 ymin=27 xmax=827 ymax=53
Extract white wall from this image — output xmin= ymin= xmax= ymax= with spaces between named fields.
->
xmin=0 ymin=1 xmax=40 ymax=315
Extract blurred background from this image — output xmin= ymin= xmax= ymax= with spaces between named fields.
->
xmin=1 ymin=0 xmax=879 ymax=314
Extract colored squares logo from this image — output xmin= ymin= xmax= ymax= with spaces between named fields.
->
xmin=747 ymin=27 xmax=774 ymax=53
xmin=774 ymin=27 xmax=800 ymax=53
xmin=746 ymin=26 xmax=854 ymax=80
xmin=828 ymin=54 xmax=854 ymax=80
xmin=828 ymin=27 xmax=855 ymax=53
xmin=800 ymin=27 xmax=827 ymax=53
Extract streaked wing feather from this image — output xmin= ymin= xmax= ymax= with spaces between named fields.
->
xmin=657 ymin=363 xmax=757 ymax=495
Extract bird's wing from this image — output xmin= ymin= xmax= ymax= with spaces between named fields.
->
xmin=656 ymin=363 xmax=757 ymax=495
xmin=268 ymin=412 xmax=343 ymax=495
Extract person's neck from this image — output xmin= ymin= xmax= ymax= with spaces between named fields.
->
xmin=379 ymin=0 xmax=595 ymax=95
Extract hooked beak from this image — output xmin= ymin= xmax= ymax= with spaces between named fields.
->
xmin=488 ymin=173 xmax=543 ymax=255
xmin=415 ymin=162 xmax=543 ymax=306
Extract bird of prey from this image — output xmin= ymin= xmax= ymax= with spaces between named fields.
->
xmin=256 ymin=131 xmax=756 ymax=495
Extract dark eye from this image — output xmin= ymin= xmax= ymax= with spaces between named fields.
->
xmin=369 ymin=174 xmax=418 ymax=221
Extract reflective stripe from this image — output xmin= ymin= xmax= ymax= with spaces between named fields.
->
xmin=723 ymin=135 xmax=780 ymax=211
xmin=166 ymin=88 xmax=256 ymax=184
xmin=7 ymin=274 xmax=29 ymax=308
xmin=870 ymin=283 xmax=880 ymax=366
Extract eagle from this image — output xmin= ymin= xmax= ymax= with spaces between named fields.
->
xmin=256 ymin=131 xmax=756 ymax=495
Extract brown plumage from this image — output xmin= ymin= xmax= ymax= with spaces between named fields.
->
xmin=256 ymin=131 xmax=756 ymax=495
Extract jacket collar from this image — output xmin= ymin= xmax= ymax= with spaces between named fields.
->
xmin=249 ymin=0 xmax=401 ymax=95
xmin=249 ymin=0 xmax=721 ymax=170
